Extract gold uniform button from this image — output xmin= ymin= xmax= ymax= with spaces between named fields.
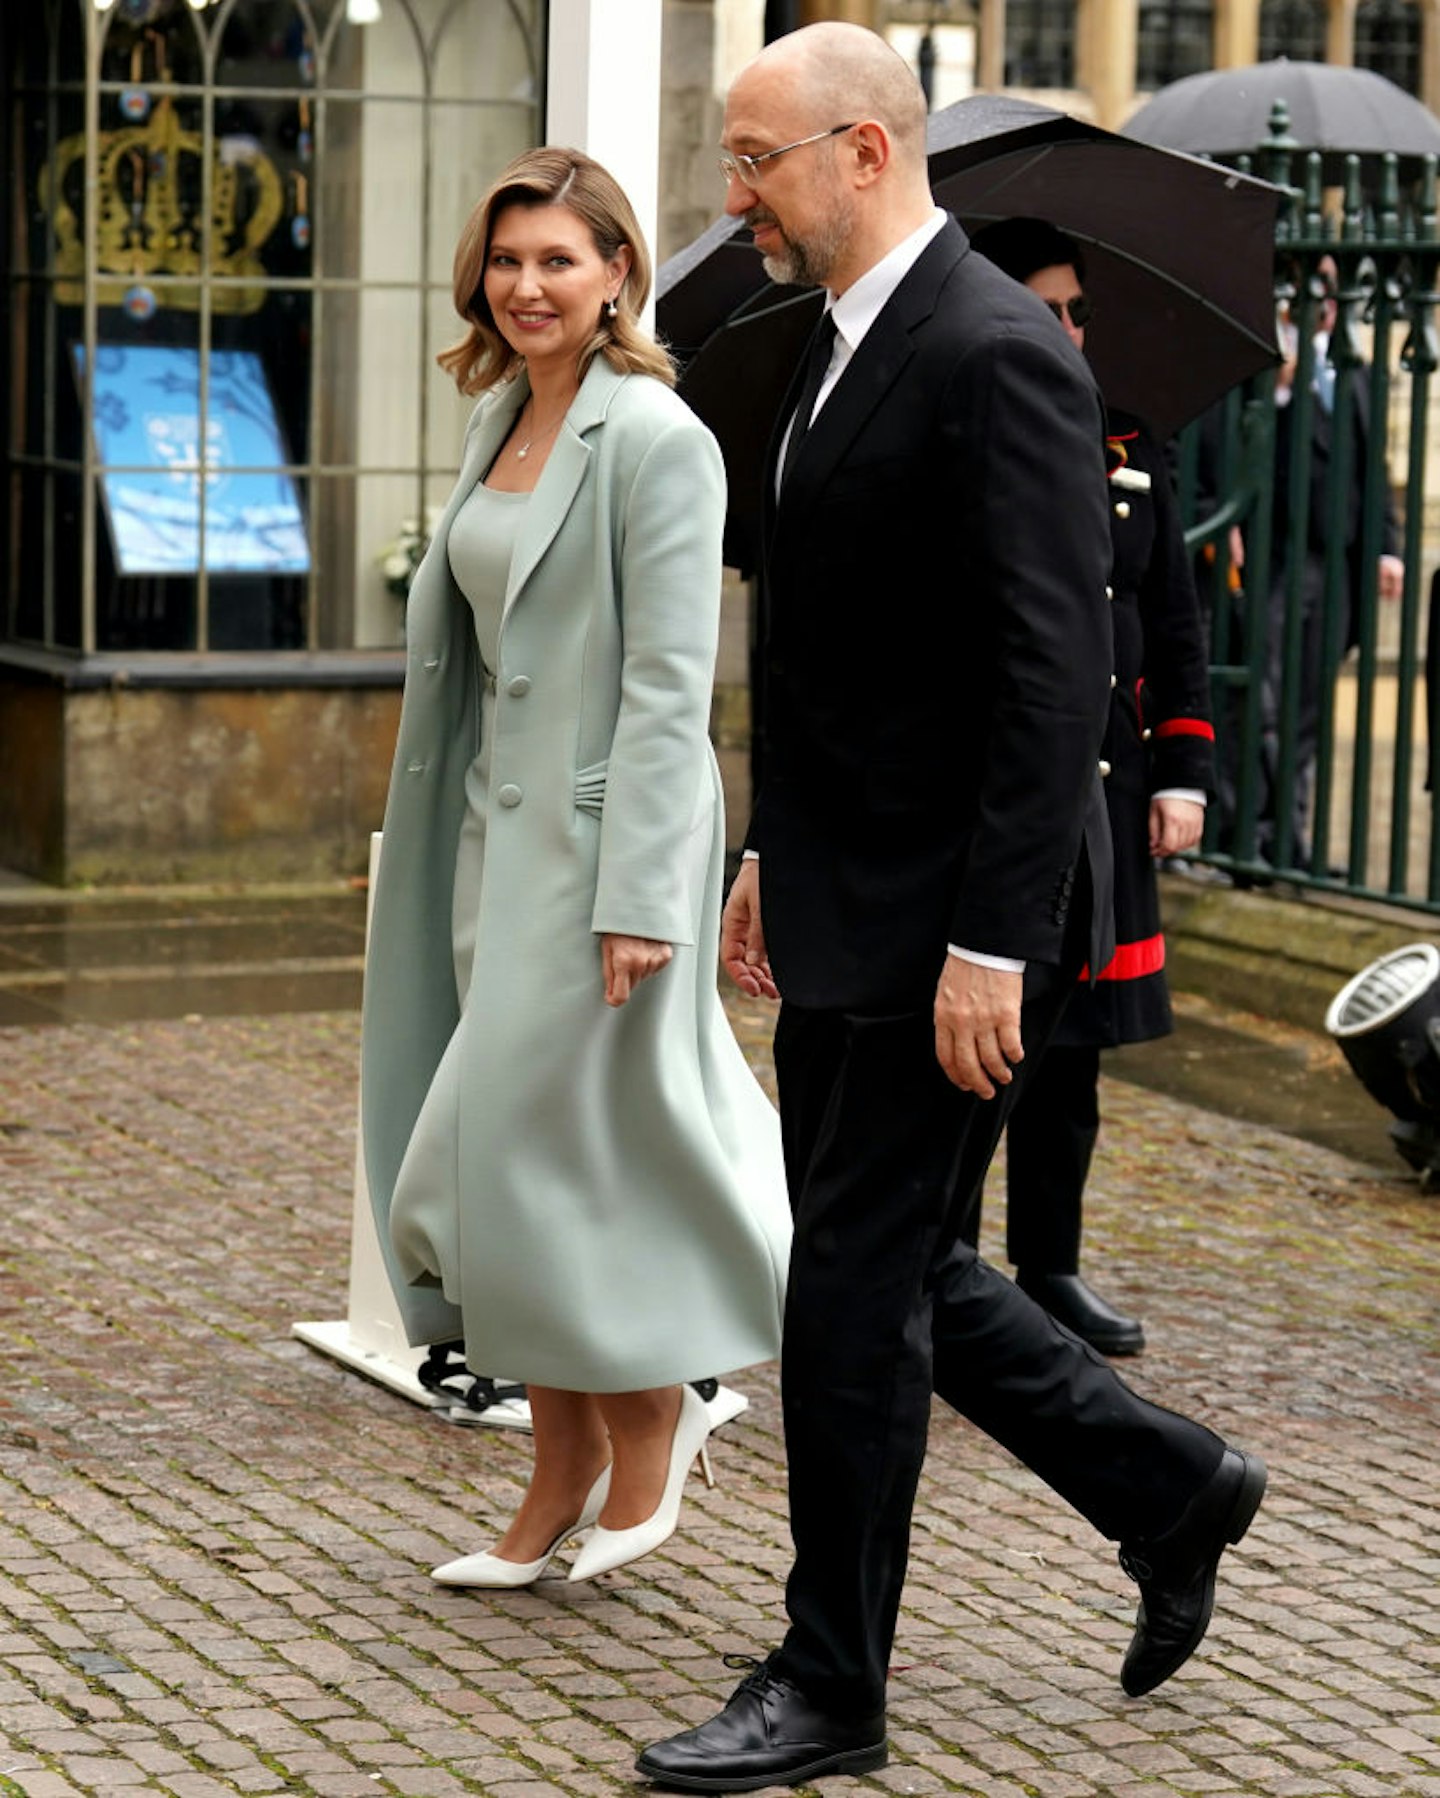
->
xmin=1114 ymin=500 xmax=1131 ymax=519
xmin=1099 ymin=759 xmax=1113 ymax=777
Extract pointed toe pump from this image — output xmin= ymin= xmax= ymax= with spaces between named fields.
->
xmin=430 ymin=1463 xmax=611 ymax=1589
xmin=567 ymin=1385 xmax=715 ymax=1584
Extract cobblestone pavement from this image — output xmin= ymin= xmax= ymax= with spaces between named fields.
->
xmin=1 ymin=998 xmax=1438 ymax=1798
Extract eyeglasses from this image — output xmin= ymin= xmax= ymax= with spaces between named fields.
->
xmin=718 ymin=123 xmax=857 ymax=187
xmin=1044 ymin=294 xmax=1094 ymax=330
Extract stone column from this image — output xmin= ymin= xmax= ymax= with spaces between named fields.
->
xmin=799 ymin=0 xmax=882 ymax=23
xmin=1213 ymin=0 xmax=1261 ymax=67
xmin=1084 ymin=0 xmax=1139 ymax=130
xmin=1421 ymin=0 xmax=1440 ymax=115
xmin=976 ymin=0 xmax=1005 ymax=89
xmin=546 ymin=0 xmax=664 ymax=318
xmin=1327 ymin=0 xmax=1357 ymax=65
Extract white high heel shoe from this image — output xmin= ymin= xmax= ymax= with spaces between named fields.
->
xmin=430 ymin=1463 xmax=611 ymax=1589
xmin=567 ymin=1385 xmax=715 ymax=1584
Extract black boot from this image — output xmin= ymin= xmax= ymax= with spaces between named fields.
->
xmin=1015 ymin=1269 xmax=1145 ymax=1356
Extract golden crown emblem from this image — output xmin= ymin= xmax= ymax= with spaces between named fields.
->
xmin=41 ymin=94 xmax=284 ymax=316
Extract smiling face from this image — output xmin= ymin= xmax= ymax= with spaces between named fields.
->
xmin=482 ymin=201 xmax=630 ymax=378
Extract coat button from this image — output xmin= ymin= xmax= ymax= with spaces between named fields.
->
xmin=497 ymin=784 xmax=523 ymax=808
xmin=1110 ymin=673 xmax=1117 ymax=689
xmin=1114 ymin=500 xmax=1131 ymax=519
xmin=1105 ymin=585 xmax=1115 ymax=600
xmin=1098 ymin=759 xmax=1112 ymax=777
xmin=506 ymin=675 xmax=532 ymax=697
xmin=422 ymin=656 xmax=440 ymax=672
xmin=406 ymin=759 xmax=426 ymax=776
xmin=1142 ymin=727 xmax=1153 ymax=741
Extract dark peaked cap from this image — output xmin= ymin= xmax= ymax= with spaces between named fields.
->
xmin=971 ymin=216 xmax=1087 ymax=284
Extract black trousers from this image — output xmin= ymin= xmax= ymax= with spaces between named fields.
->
xmin=999 ymin=1041 xmax=1103 ymax=1272
xmin=767 ymin=961 xmax=1225 ymax=1712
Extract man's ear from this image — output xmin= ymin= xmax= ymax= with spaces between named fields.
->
xmin=848 ymin=119 xmax=892 ymax=187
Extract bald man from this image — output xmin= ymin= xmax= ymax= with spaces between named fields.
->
xmin=637 ymin=25 xmax=1266 ymax=1793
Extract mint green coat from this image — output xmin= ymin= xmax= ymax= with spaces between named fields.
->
xmin=360 ymin=357 xmax=790 ymax=1392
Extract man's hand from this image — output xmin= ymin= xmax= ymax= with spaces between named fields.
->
xmin=720 ymin=858 xmax=779 ymax=1000
xmin=1378 ymin=554 xmax=1404 ymax=602
xmin=1149 ymin=796 xmax=1205 ymax=858
xmin=602 ymin=934 xmax=672 ymax=1007
xmin=934 ymin=956 xmax=1024 ymax=1098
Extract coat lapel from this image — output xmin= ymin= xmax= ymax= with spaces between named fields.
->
xmin=403 ymin=378 xmax=525 ymax=637
xmin=770 ymin=221 xmax=968 ymax=526
xmin=504 ymin=356 xmax=628 ymax=623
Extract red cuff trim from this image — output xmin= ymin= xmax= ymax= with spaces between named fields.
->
xmin=1078 ymin=933 xmax=1166 ymax=984
xmin=1155 ymin=717 xmax=1215 ymax=742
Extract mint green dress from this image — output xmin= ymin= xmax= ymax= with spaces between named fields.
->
xmin=364 ymin=370 xmax=791 ymax=1396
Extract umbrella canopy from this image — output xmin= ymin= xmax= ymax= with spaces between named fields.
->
xmin=657 ymin=93 xmax=1281 ymax=569
xmin=1122 ymin=58 xmax=1440 ymax=183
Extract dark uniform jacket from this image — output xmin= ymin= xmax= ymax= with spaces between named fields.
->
xmin=1055 ymin=411 xmax=1215 ymax=1047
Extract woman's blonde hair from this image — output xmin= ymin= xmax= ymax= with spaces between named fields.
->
xmin=438 ymin=147 xmax=674 ymax=395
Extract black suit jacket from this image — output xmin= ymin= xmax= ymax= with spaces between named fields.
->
xmin=750 ymin=219 xmax=1115 ymax=1012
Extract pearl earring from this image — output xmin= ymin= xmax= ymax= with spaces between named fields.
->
xmin=606 ymin=298 xmax=618 ymax=320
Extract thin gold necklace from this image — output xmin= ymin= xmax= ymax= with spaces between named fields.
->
xmin=514 ymin=399 xmax=568 ymax=461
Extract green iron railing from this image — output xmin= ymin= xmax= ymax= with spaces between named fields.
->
xmin=1177 ymin=107 xmax=1440 ymax=914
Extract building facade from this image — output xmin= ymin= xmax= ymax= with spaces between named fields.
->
xmin=4 ymin=0 xmax=1437 ymax=885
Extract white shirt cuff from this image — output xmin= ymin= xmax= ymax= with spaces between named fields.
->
xmin=948 ymin=946 xmax=1026 ymax=974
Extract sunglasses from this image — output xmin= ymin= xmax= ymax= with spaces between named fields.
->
xmin=1044 ymin=294 xmax=1094 ymax=329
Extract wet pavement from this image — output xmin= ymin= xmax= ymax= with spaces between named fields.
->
xmin=1 ymin=878 xmax=1439 ymax=1795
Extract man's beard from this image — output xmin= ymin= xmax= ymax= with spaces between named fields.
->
xmin=748 ymin=200 xmax=850 ymax=289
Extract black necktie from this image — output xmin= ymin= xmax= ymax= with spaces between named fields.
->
xmin=781 ymin=311 xmax=837 ymax=487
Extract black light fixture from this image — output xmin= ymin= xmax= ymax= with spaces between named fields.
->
xmin=1325 ymin=942 xmax=1440 ymax=1185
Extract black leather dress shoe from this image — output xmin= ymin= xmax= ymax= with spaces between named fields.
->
xmin=1119 ymin=1445 xmax=1267 ymax=1697
xmin=1016 ymin=1269 xmax=1146 ymax=1355
xmin=635 ymin=1658 xmax=886 ymax=1792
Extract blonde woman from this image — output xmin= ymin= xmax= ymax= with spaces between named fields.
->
xmin=361 ymin=149 xmax=789 ymax=1587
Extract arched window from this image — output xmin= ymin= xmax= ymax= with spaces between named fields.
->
xmin=1136 ymin=0 xmax=1214 ymax=90
xmin=1355 ymin=0 xmax=1421 ymax=95
xmin=1258 ymin=0 xmax=1327 ymax=62
xmin=1003 ymin=0 xmax=1074 ymax=89
xmin=3 ymin=0 xmax=542 ymax=656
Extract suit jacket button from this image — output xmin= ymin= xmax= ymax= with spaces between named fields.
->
xmin=1114 ymin=500 xmax=1131 ymax=519
xmin=1098 ymin=759 xmax=1112 ymax=777
xmin=1110 ymin=673 xmax=1117 ymax=689
xmin=497 ymin=784 xmax=523 ymax=808
xmin=1105 ymin=585 xmax=1115 ymax=601
xmin=1142 ymin=727 xmax=1153 ymax=741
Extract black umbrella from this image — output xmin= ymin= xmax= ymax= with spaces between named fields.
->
xmin=657 ymin=93 xmax=1281 ymax=569
xmin=1122 ymin=57 xmax=1440 ymax=183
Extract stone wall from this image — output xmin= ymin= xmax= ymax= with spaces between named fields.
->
xmin=0 ymin=670 xmax=400 ymax=886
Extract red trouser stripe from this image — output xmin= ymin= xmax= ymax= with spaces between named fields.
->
xmin=1079 ymin=933 xmax=1166 ymax=984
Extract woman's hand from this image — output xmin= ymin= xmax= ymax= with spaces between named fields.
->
xmin=602 ymin=934 xmax=673 ymax=1007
